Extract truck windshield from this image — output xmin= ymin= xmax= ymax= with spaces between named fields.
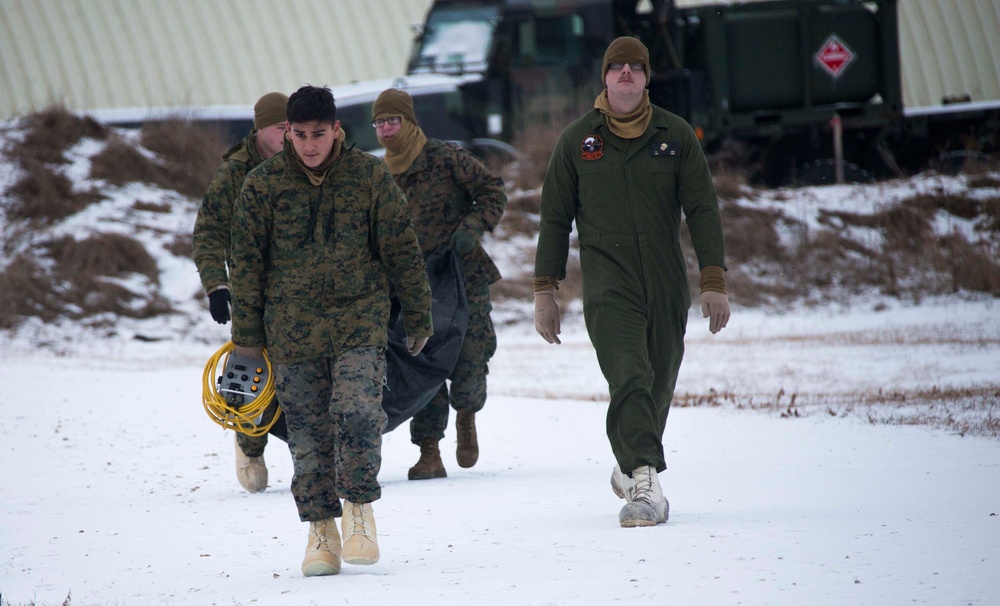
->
xmin=410 ymin=5 xmax=500 ymax=74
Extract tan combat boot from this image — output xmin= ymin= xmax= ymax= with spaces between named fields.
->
xmin=301 ymin=517 xmax=341 ymax=576
xmin=234 ymin=434 xmax=267 ymax=493
xmin=342 ymin=501 xmax=380 ymax=565
xmin=408 ymin=438 xmax=447 ymax=480
xmin=456 ymin=410 xmax=479 ymax=468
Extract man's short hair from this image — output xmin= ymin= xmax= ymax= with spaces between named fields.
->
xmin=286 ymin=85 xmax=337 ymax=125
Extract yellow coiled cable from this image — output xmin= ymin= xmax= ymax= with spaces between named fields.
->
xmin=202 ymin=341 xmax=280 ymax=436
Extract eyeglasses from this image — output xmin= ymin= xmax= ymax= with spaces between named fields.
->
xmin=608 ymin=63 xmax=645 ymax=72
xmin=372 ymin=116 xmax=402 ymax=128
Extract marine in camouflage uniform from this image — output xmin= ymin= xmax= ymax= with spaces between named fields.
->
xmin=372 ymin=88 xmax=507 ymax=480
xmin=533 ymin=38 xmax=731 ymax=528
xmin=230 ymin=86 xmax=430 ymax=575
xmin=191 ymin=92 xmax=288 ymax=492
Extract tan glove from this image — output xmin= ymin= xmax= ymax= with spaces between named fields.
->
xmin=407 ymin=335 xmax=430 ymax=356
xmin=701 ymin=291 xmax=731 ymax=334
xmin=233 ymin=344 xmax=264 ymax=359
xmin=534 ymin=289 xmax=562 ymax=344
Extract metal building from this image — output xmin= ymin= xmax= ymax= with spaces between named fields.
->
xmin=0 ymin=0 xmax=433 ymax=122
xmin=897 ymin=0 xmax=1000 ymax=109
xmin=1 ymin=0 xmax=998 ymax=123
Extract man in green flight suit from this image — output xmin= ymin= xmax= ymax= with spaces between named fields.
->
xmin=192 ymin=91 xmax=288 ymax=494
xmin=229 ymin=85 xmax=432 ymax=576
xmin=533 ymin=37 xmax=731 ymax=528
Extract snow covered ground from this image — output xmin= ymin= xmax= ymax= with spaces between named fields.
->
xmin=1 ymin=298 xmax=999 ymax=606
xmin=1 ymin=120 xmax=998 ymax=604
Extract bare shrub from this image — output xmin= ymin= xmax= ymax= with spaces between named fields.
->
xmin=52 ymin=233 xmax=159 ymax=282
xmin=496 ymin=209 xmax=539 ymax=239
xmin=140 ymin=119 xmax=229 ymax=198
xmin=712 ymin=165 xmax=752 ymax=201
xmin=967 ymin=175 xmax=1000 ymax=189
xmin=980 ymin=197 xmax=1000 ymax=232
xmin=506 ymin=93 xmax=593 ymax=191
xmin=822 ymin=205 xmax=932 ymax=252
xmin=907 ymin=192 xmax=982 ymax=220
xmin=132 ymin=199 xmax=172 ymax=213
xmin=44 ymin=234 xmax=172 ymax=319
xmin=721 ymin=203 xmax=786 ymax=262
xmin=165 ymin=233 xmax=193 ymax=258
xmin=941 ymin=231 xmax=1000 ymax=294
xmin=8 ymin=158 xmax=103 ymax=223
xmin=87 ymin=120 xmax=228 ymax=198
xmin=0 ymin=254 xmax=63 ymax=327
xmin=89 ymin=135 xmax=167 ymax=188
xmin=15 ymin=106 xmax=108 ymax=164
xmin=491 ymin=255 xmax=582 ymax=303
xmin=508 ymin=122 xmax=566 ymax=190
xmin=491 ymin=276 xmax=533 ymax=302
xmin=506 ymin=190 xmax=540 ymax=215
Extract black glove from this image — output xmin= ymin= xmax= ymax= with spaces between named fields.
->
xmin=208 ymin=289 xmax=231 ymax=324
xmin=450 ymin=230 xmax=476 ymax=254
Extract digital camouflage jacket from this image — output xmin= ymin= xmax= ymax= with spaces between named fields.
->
xmin=229 ymin=146 xmax=433 ymax=364
xmin=393 ymin=139 xmax=507 ymax=286
xmin=192 ymin=131 xmax=264 ymax=293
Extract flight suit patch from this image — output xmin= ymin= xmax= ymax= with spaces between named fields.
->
xmin=581 ymin=135 xmax=604 ymax=161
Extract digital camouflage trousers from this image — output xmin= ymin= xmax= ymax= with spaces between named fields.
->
xmin=274 ymin=347 xmax=387 ymax=522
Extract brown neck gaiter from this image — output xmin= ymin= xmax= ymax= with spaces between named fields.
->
xmin=284 ymin=128 xmax=345 ymax=186
xmin=379 ymin=120 xmax=427 ymax=175
xmin=594 ymin=89 xmax=652 ymax=139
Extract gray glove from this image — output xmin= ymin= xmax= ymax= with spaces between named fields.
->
xmin=533 ymin=290 xmax=561 ymax=344
xmin=701 ymin=291 xmax=731 ymax=334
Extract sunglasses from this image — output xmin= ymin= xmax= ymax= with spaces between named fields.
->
xmin=608 ymin=63 xmax=645 ymax=72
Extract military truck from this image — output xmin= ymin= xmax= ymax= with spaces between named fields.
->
xmin=405 ymin=0 xmax=999 ymax=184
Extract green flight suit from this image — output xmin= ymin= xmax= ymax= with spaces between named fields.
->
xmin=534 ymin=106 xmax=725 ymax=473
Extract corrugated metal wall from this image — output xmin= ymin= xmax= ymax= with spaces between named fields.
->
xmin=0 ymin=0 xmax=433 ymax=121
xmin=899 ymin=0 xmax=1000 ymax=108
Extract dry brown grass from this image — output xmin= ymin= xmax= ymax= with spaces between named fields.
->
xmin=164 ymin=233 xmax=193 ymax=259
xmin=675 ymin=385 xmax=1000 ymax=438
xmin=718 ymin=203 xmax=787 ymax=262
xmin=88 ymin=119 xmax=227 ymax=198
xmin=7 ymin=158 xmax=104 ymax=224
xmin=139 ymin=119 xmax=229 ymax=198
xmin=89 ymin=135 xmax=166 ymax=188
xmin=52 ymin=233 xmax=159 ymax=281
xmin=979 ymin=196 xmax=1000 ymax=231
xmin=48 ymin=233 xmax=172 ymax=319
xmin=14 ymin=106 xmax=108 ymax=164
xmin=132 ymin=199 xmax=172 ymax=213
xmin=0 ymin=254 xmax=65 ymax=328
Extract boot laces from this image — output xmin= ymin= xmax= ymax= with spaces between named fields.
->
xmin=457 ymin=412 xmax=474 ymax=433
xmin=312 ymin=522 xmax=330 ymax=549
xmin=346 ymin=502 xmax=373 ymax=539
xmin=632 ymin=468 xmax=655 ymax=504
